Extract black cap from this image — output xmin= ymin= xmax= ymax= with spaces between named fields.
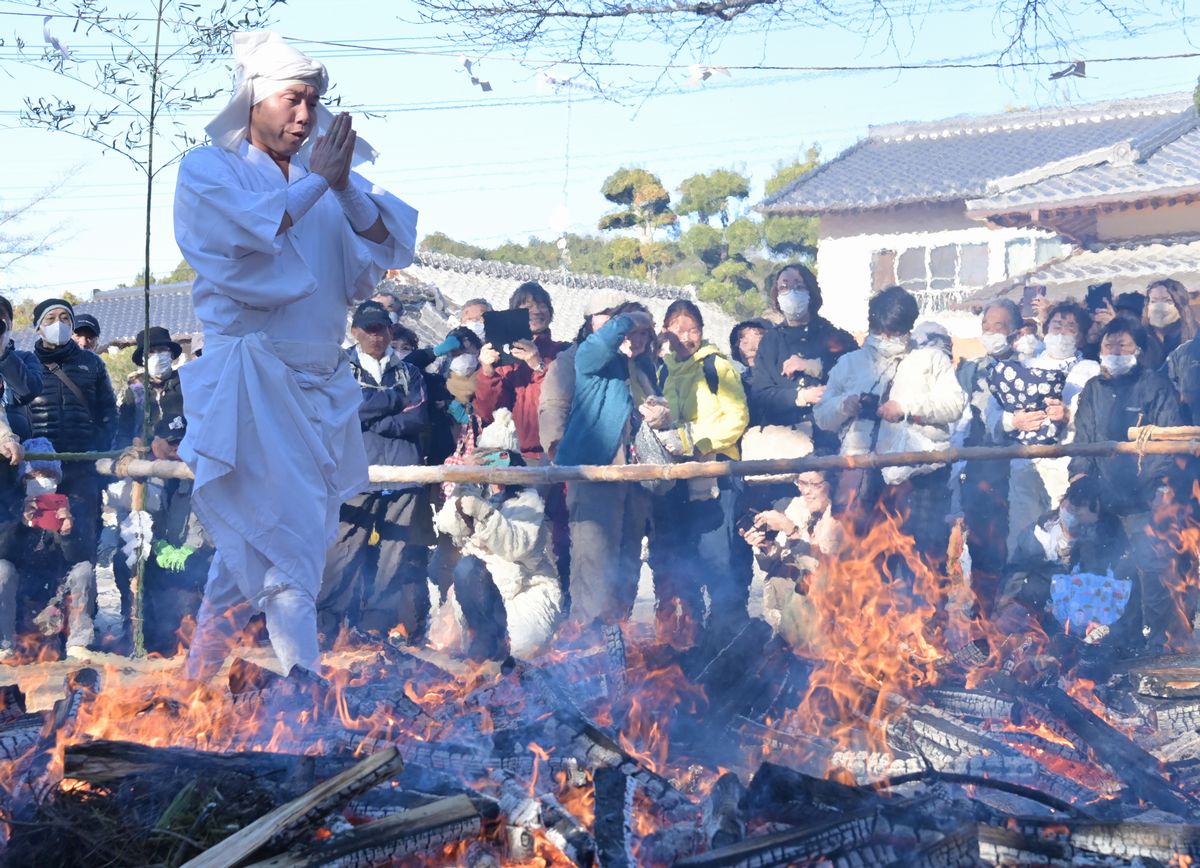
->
xmin=155 ymin=413 xmax=188 ymax=444
xmin=132 ymin=326 xmax=183 ymax=366
xmin=352 ymin=301 xmax=392 ymax=330
xmin=73 ymin=313 xmax=101 ymax=338
xmin=32 ymin=298 xmax=74 ymax=326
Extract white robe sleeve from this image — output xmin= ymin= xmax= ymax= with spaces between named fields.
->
xmin=338 ymin=171 xmax=418 ymax=305
xmin=175 ymin=148 xmax=318 ymax=310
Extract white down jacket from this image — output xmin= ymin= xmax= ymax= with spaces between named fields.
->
xmin=813 ymin=340 xmax=967 ymax=460
xmin=434 ymin=487 xmax=563 ymax=658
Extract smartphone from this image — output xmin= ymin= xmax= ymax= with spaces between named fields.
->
xmin=1021 ymin=285 xmax=1046 ymax=319
xmin=1086 ymin=282 xmax=1113 ymax=312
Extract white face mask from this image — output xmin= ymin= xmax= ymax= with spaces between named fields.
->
xmin=449 ymin=353 xmax=479 ymax=376
xmin=1014 ymin=334 xmax=1043 ymax=358
xmin=1148 ymin=302 xmax=1181 ymax=328
xmin=980 ymin=331 xmax=1010 ymax=357
xmin=464 ymin=320 xmax=486 ymax=341
xmin=40 ymin=321 xmax=72 ymax=347
xmin=1043 ymin=333 xmax=1077 ymax=360
xmin=25 ymin=476 xmax=57 ymax=497
xmin=1101 ymin=352 xmax=1138 ymax=376
xmin=777 ymin=290 xmax=810 ymax=320
xmin=868 ymin=333 xmax=909 ymax=359
xmin=147 ymin=351 xmax=174 ymax=380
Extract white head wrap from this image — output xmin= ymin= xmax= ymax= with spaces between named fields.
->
xmin=206 ymin=31 xmax=378 ymax=164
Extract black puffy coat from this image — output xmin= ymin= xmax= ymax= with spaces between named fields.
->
xmin=0 ymin=342 xmax=43 ymax=441
xmin=115 ymin=371 xmax=185 ymax=449
xmin=750 ymin=317 xmax=857 ymax=439
xmin=1068 ymin=363 xmax=1185 ymax=514
xmin=29 ymin=340 xmax=118 ymax=453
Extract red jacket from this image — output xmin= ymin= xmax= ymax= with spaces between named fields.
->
xmin=474 ymin=331 xmax=567 ymax=458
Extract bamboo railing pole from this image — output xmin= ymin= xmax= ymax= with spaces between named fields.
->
xmin=94 ymin=438 xmax=1200 ymax=486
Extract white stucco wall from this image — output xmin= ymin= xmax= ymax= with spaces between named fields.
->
xmin=1096 ymin=200 xmax=1200 ymax=242
xmin=814 ymin=201 xmax=1057 ymax=336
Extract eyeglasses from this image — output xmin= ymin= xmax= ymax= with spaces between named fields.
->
xmin=796 ymin=481 xmax=828 ymax=493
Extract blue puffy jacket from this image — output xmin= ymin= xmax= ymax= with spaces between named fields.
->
xmin=555 ymin=315 xmax=656 ymax=467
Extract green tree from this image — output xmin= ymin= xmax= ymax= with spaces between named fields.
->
xmin=421 ymin=231 xmax=488 ymax=259
xmin=676 ymin=169 xmax=750 ymax=228
xmin=598 ymin=168 xmax=677 ymax=243
xmin=763 ymin=147 xmax=821 ymax=259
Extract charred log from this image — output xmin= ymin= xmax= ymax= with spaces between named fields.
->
xmin=181 ymin=746 xmax=404 ymax=868
xmin=593 ymin=767 xmax=634 ymax=868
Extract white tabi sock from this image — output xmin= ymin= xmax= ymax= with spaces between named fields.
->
xmin=261 ymin=586 xmax=321 ymax=675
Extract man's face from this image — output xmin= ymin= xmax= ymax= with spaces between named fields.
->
xmin=40 ymin=308 xmax=72 ymax=330
xmin=73 ymin=331 xmax=98 ymax=351
xmin=981 ymin=306 xmax=1016 ymax=336
xmin=248 ymin=84 xmax=320 ymax=160
xmin=461 ymin=303 xmax=488 ymax=324
xmin=353 ymin=324 xmax=392 ymax=359
xmin=737 ymin=328 xmax=764 ymax=368
xmin=519 ymin=299 xmax=552 ymax=334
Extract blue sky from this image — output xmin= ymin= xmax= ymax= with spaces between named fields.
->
xmin=0 ymin=0 xmax=1197 ymax=302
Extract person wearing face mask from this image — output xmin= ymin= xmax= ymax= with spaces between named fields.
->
xmin=1142 ymin=278 xmax=1197 ymax=370
xmin=955 ymin=297 xmax=1022 ymax=611
xmin=814 ymin=286 xmax=966 ymax=565
xmin=27 ymin=297 xmax=118 ymax=658
xmin=115 ymin=327 xmax=185 ymax=451
xmin=996 ymin=302 xmax=1100 ymax=554
xmin=997 ymin=476 xmax=1130 ymax=651
xmin=556 ymin=302 xmax=659 ymax=627
xmin=1069 ymin=318 xmax=1193 ymax=652
xmin=645 ymin=299 xmax=749 ymax=646
xmin=0 ymin=296 xmax=44 ymax=443
xmin=750 ymin=264 xmax=856 ymax=454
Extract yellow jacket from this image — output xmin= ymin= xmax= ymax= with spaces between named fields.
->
xmin=660 ymin=343 xmax=749 ymax=459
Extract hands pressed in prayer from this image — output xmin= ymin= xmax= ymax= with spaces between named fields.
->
xmin=310 ymin=112 xmax=356 ymax=191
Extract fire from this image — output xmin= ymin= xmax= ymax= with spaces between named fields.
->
xmin=782 ymin=507 xmax=960 ymax=752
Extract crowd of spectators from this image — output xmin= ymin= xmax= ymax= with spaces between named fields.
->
xmin=2 ymin=267 xmax=1199 ymax=665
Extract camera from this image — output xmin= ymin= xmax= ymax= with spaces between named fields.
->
xmin=856 ymin=393 xmax=881 ymax=420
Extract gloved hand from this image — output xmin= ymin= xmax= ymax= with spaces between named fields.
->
xmin=458 ymin=494 xmax=491 ymax=520
xmin=434 ymin=334 xmax=463 ymax=356
xmin=154 ymin=540 xmax=195 ymax=571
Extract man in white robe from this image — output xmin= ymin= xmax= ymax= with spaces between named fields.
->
xmin=174 ymin=31 xmax=417 ymax=680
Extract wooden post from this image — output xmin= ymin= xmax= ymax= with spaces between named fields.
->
xmin=130 ymin=479 xmax=146 ymax=658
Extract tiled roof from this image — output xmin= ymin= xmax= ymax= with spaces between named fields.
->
xmin=760 ymin=93 xmax=1196 ymax=215
xmin=396 ymin=252 xmax=739 ymax=352
xmin=15 ymin=254 xmax=742 ymax=355
xmin=963 ymin=234 xmax=1200 ymax=305
xmin=12 ymin=282 xmax=201 ymax=352
xmin=969 ymin=120 xmax=1200 ymax=213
